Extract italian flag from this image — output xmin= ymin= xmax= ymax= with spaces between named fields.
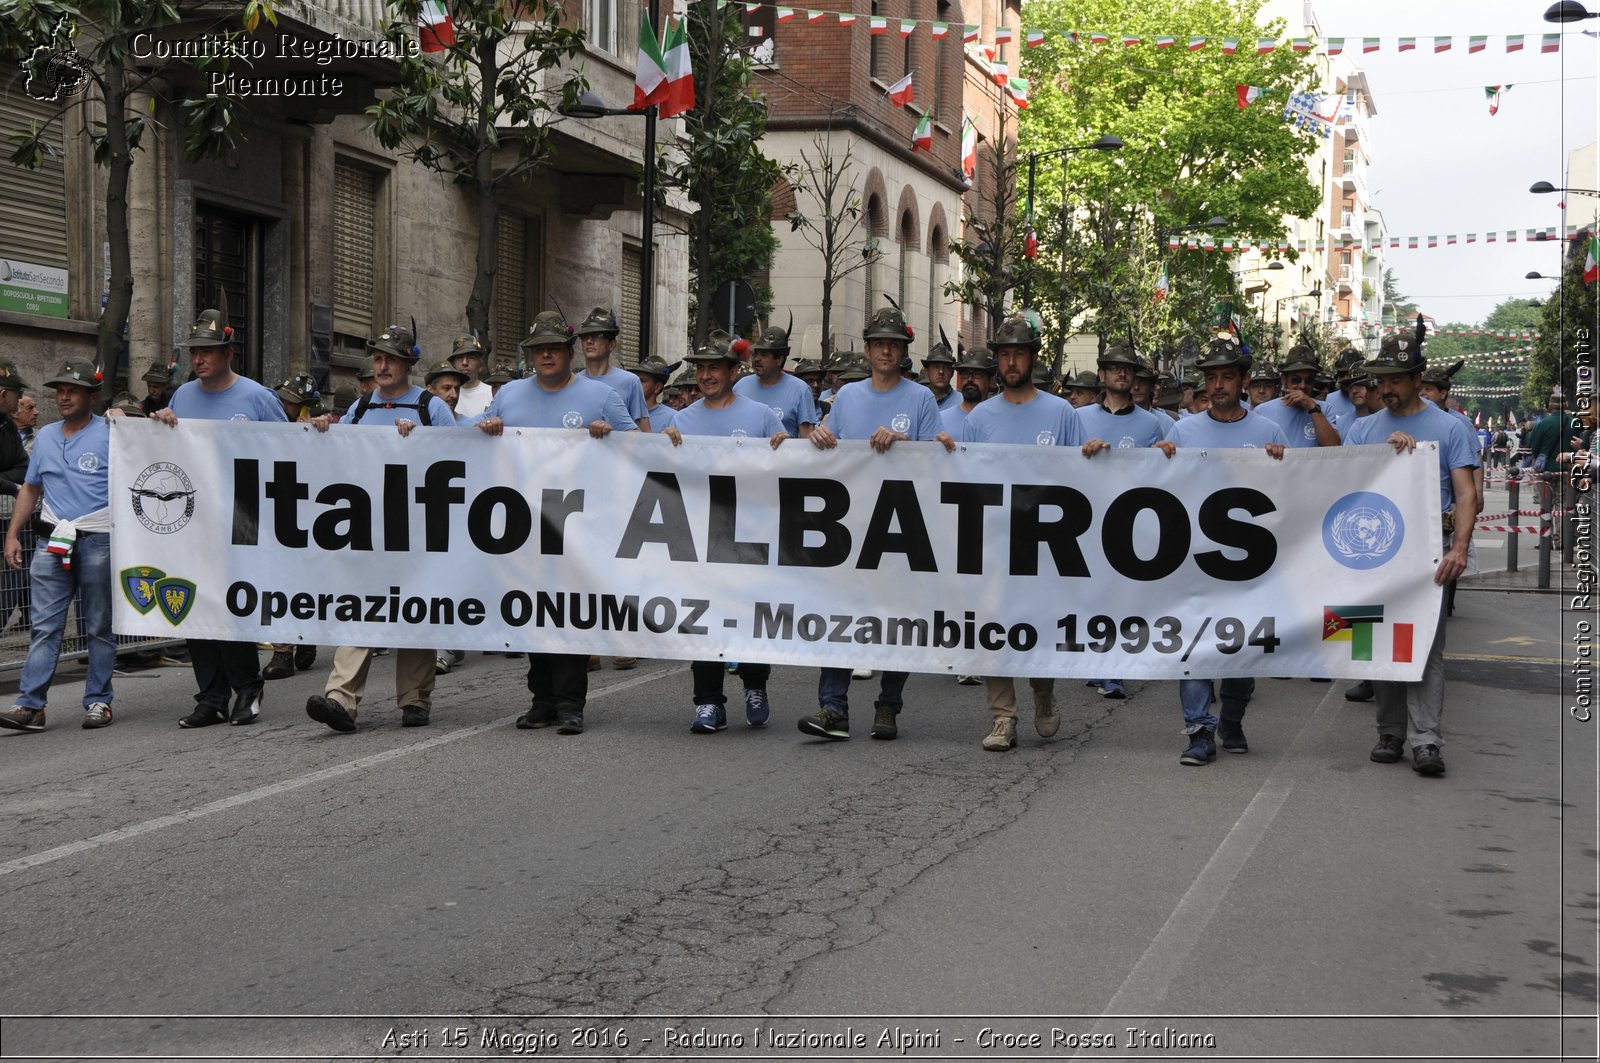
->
xmin=931 ymin=22 xmax=948 ymax=39
xmin=993 ymin=26 xmax=1014 ymax=44
xmin=885 ymin=71 xmax=914 ymax=106
xmin=869 ymin=16 xmax=888 ymax=34
xmin=1506 ymin=34 xmax=1523 ymax=52
xmin=1291 ymin=38 xmax=1313 ymax=52
xmin=837 ymin=12 xmax=856 ymax=24
xmin=1362 ymin=37 xmax=1380 ymax=53
xmin=1236 ymin=83 xmax=1263 ymax=109
xmin=911 ymin=112 xmax=932 ymax=153
xmin=1026 ymin=29 xmax=1045 ymax=47
xmin=1542 ymin=33 xmax=1560 ymax=53
xmin=1468 ymin=35 xmax=1486 ymax=52
xmin=962 ymin=24 xmax=979 ymax=42
xmin=1005 ymin=76 xmax=1028 ymax=108
xmin=1255 ymin=38 xmax=1275 ymax=54
xmin=1221 ymin=37 xmax=1239 ymax=54
xmin=1326 ymin=37 xmax=1344 ymax=54
xmin=1122 ymin=35 xmax=1141 ymax=46
xmin=899 ymin=18 xmax=915 ymax=38
xmin=1187 ymin=36 xmax=1206 ymax=51
xmin=657 ymin=18 xmax=694 ymax=119
xmin=1434 ymin=35 xmax=1451 ymax=52
xmin=418 ymin=1 xmax=455 ymax=52
xmin=1155 ymin=35 xmax=1175 ymax=48
xmin=776 ymin=8 xmax=795 ymax=21
xmin=1089 ymin=31 xmax=1109 ymax=44
xmin=960 ymin=115 xmax=977 ymax=184
xmin=807 ymin=10 xmax=825 ymax=22
xmin=1485 ymin=85 xmax=1507 ymax=115
xmin=631 ymin=10 xmax=669 ymax=110
xmin=1585 ymin=235 xmax=1599 ymax=284
xmin=1398 ymin=36 xmax=1415 ymax=52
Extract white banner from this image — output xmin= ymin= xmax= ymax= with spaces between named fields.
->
xmin=109 ymin=420 xmax=1443 ymax=680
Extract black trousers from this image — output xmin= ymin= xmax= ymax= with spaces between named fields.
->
xmin=526 ymin=653 xmax=590 ymax=713
xmin=188 ymin=639 xmax=264 ymax=711
xmin=691 ymin=661 xmax=771 ymax=707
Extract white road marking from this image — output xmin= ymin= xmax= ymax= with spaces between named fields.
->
xmin=0 ymin=665 xmax=687 ymax=878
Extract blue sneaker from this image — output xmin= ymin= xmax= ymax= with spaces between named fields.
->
xmin=1180 ymin=728 xmax=1216 ymax=766
xmin=1099 ymin=679 xmax=1127 ymax=700
xmin=744 ymin=688 xmax=771 ymax=727
xmin=691 ymin=703 xmax=727 ymax=733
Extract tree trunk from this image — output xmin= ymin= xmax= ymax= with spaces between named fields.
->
xmin=98 ymin=57 xmax=134 ymax=405
xmin=464 ymin=33 xmax=500 ymax=339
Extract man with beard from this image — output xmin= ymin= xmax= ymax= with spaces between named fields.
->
xmin=939 ymin=345 xmax=995 ymax=437
xmin=961 ymin=316 xmax=1084 ymax=751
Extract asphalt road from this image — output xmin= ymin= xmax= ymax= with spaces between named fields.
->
xmin=0 ymin=588 xmax=1592 ymax=1062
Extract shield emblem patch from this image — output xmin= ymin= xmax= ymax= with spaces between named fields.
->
xmin=153 ymin=577 xmax=196 ymax=626
xmin=120 ymin=567 xmax=166 ymax=615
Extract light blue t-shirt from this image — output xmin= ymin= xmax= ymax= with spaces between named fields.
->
xmin=1322 ymin=390 xmax=1356 ymax=423
xmin=26 ymin=415 xmax=110 ymax=520
xmin=486 ymin=375 xmax=638 ymax=432
xmin=645 ymin=402 xmax=676 ymax=432
xmin=1343 ymin=402 xmax=1480 ymax=512
xmin=960 ymin=391 xmax=1084 ymax=447
xmin=933 ymin=389 xmax=961 ymax=411
xmin=733 ymin=372 xmax=818 ymax=435
xmin=346 ymin=386 xmax=455 ymax=427
xmin=940 ymin=404 xmax=974 ymax=437
xmin=671 ymin=394 xmax=784 ymax=438
xmin=1252 ymin=397 xmax=1340 ymax=448
xmin=1165 ymin=408 xmax=1288 ymax=450
xmin=1074 ymin=401 xmax=1170 ymax=449
xmin=586 ymin=365 xmax=650 ymax=424
xmin=168 ymin=376 xmax=288 ymax=422
xmin=818 ymin=387 xmax=835 ymax=405
xmin=826 ymin=377 xmax=943 ymax=442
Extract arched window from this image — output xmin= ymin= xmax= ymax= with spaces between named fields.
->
xmin=898 ymin=209 xmax=916 ymax=314
xmin=926 ymin=224 xmax=945 ymax=341
xmin=864 ymin=194 xmax=884 ymax=317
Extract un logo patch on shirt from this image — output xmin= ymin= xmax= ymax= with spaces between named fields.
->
xmin=562 ymin=411 xmax=583 ymax=428
xmin=77 ymin=452 xmax=100 ymax=472
xmin=1036 ymin=430 xmax=1056 ymax=446
xmin=1323 ymin=491 xmax=1405 ymax=570
xmin=891 ymin=413 xmax=911 ymax=433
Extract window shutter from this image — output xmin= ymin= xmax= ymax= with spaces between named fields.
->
xmin=332 ymin=160 xmax=377 ymax=336
xmin=0 ymin=81 xmax=69 ymax=270
xmin=620 ymin=244 xmax=642 ymax=367
xmin=492 ymin=211 xmax=528 ymax=361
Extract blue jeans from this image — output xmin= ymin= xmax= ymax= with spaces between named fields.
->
xmin=818 ymin=667 xmax=907 ymax=715
xmin=17 ymin=532 xmax=114 ymax=710
xmin=1179 ymin=677 xmax=1254 ymax=733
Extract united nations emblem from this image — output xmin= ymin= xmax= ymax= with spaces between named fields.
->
xmin=891 ymin=413 xmax=911 ymax=433
xmin=129 ymin=462 xmax=195 ymax=534
xmin=1117 ymin=436 xmax=1136 ymax=449
xmin=1322 ymin=491 xmax=1405 ymax=570
xmin=562 ymin=411 xmax=583 ymax=428
xmin=77 ymin=452 xmax=100 ymax=472
xmin=1035 ymin=430 xmax=1056 ymax=446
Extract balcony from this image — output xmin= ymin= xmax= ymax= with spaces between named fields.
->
xmin=1335 ymin=264 xmax=1357 ymax=292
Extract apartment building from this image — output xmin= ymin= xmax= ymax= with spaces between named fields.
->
xmin=0 ymin=0 xmax=689 ymax=396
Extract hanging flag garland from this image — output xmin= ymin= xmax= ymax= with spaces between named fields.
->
xmin=709 ymin=4 xmax=1573 ymax=59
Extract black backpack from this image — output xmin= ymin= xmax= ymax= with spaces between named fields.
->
xmin=348 ymin=390 xmax=434 ymax=427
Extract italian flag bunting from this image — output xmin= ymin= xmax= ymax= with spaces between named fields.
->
xmin=1326 ymin=37 xmax=1344 ymax=54
xmin=1005 ymin=76 xmax=1028 ymax=108
xmin=1236 ymin=83 xmax=1264 ymax=109
xmin=1221 ymin=37 xmax=1238 ymax=54
xmin=993 ymin=26 xmax=1014 ymax=44
xmin=658 ymin=17 xmax=694 ymax=118
xmin=869 ymin=16 xmax=887 ymax=34
xmin=1542 ymin=33 xmax=1560 ymax=53
xmin=1187 ymin=36 xmax=1206 ymax=51
xmin=1255 ymin=38 xmax=1276 ymax=54
xmin=1506 ymin=34 xmax=1523 ymax=52
xmin=631 ymin=9 xmax=669 ymax=110
xmin=1485 ymin=85 xmax=1509 ymax=115
xmin=962 ymin=24 xmax=979 ymax=42
xmin=1291 ymin=38 xmax=1313 ymax=52
xmin=1122 ymin=35 xmax=1142 ymax=46
xmin=837 ymin=12 xmax=856 ymax=25
xmin=1090 ymin=31 xmax=1110 ymax=44
xmin=1468 ymin=35 xmax=1486 ymax=52
xmin=1434 ymin=35 xmax=1451 ymax=52
xmin=931 ymin=22 xmax=948 ymax=38
xmin=1586 ymin=235 xmax=1600 ymax=284
xmin=1155 ymin=35 xmax=1175 ymax=48
xmin=418 ymin=1 xmax=455 ymax=52
xmin=911 ymin=112 xmax=932 ymax=153
xmin=899 ymin=18 xmax=915 ymax=38
xmin=1398 ymin=36 xmax=1415 ymax=52
xmin=1362 ymin=37 xmax=1380 ymax=53
xmin=807 ymin=9 xmax=825 ymax=22
xmin=1026 ymin=29 xmax=1045 ymax=47
xmin=775 ymin=7 xmax=795 ymax=21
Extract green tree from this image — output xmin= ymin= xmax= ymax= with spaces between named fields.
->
xmin=1417 ymin=298 xmax=1540 ymax=422
xmin=1529 ymin=231 xmax=1598 ymax=410
xmin=1016 ymin=0 xmax=1322 ymax=354
xmin=657 ymin=0 xmax=779 ymax=346
xmin=367 ymin=0 xmax=586 ymax=337
xmin=4 ymin=0 xmax=280 ymax=387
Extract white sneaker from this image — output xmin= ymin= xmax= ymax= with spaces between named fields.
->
xmin=434 ymin=654 xmax=452 ymax=675
xmin=851 ymin=667 xmax=873 ymax=679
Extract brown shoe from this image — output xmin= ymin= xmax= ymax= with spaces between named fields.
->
xmin=261 ymin=649 xmax=296 ymax=680
xmin=1033 ymin=695 xmax=1059 ymax=738
xmin=982 ymin=717 xmax=1017 ymax=751
xmin=0 ymin=706 xmax=46 ymax=732
xmin=587 ymin=655 xmax=601 ymax=672
xmin=612 ymin=656 xmax=637 ymax=670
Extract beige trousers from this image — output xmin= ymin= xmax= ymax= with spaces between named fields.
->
xmin=324 ymin=646 xmax=435 ymax=716
xmin=984 ymin=676 xmax=1056 ymax=720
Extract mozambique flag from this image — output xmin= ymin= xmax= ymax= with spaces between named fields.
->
xmin=1323 ymin=604 xmax=1413 ymax=662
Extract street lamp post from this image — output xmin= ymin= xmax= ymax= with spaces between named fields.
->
xmin=1019 ymin=134 xmax=1123 ymax=306
xmin=559 ymin=87 xmax=659 ymax=360
xmin=1544 ymin=1 xmax=1599 ymax=20
xmin=1273 ymin=288 xmax=1322 ymax=350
